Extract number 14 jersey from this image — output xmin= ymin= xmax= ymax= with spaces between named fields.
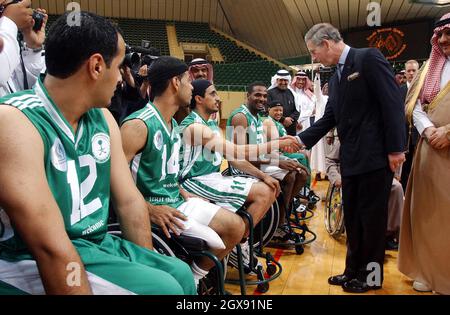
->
xmin=123 ymin=103 xmax=183 ymax=208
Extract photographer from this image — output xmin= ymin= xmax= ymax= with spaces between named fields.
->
xmin=0 ymin=0 xmax=47 ymax=97
xmin=138 ymin=63 xmax=149 ymax=100
xmin=122 ymin=50 xmax=158 ymax=117
xmin=109 ymin=64 xmax=138 ymax=124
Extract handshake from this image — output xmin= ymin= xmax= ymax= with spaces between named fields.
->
xmin=277 ymin=135 xmax=306 ymax=153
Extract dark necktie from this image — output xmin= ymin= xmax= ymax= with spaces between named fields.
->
xmin=337 ymin=63 xmax=344 ymax=81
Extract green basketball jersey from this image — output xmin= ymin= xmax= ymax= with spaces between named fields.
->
xmin=226 ymin=105 xmax=265 ymax=145
xmin=226 ymin=105 xmax=266 ymax=175
xmin=123 ymin=103 xmax=183 ymax=208
xmin=0 ymin=77 xmax=111 ymax=256
xmin=179 ymin=111 xmax=222 ymax=180
xmin=269 ymin=116 xmax=288 ymax=137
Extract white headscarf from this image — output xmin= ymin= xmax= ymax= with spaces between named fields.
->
xmin=269 ymin=69 xmax=293 ymax=90
xmin=291 ymin=71 xmax=314 ymax=100
xmin=188 ymin=58 xmax=214 ymax=83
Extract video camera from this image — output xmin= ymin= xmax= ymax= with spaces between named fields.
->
xmin=124 ymin=45 xmax=159 ymax=71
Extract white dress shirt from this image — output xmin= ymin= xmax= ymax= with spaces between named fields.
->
xmin=413 ymin=59 xmax=450 ymax=135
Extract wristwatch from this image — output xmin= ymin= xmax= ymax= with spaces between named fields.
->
xmin=24 ymin=42 xmax=43 ymax=53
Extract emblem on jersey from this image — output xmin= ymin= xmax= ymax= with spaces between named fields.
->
xmin=154 ymin=130 xmax=163 ymax=151
xmin=250 ymin=124 xmax=256 ymax=132
xmin=91 ymin=133 xmax=110 ymax=164
xmin=50 ymin=138 xmax=67 ymax=172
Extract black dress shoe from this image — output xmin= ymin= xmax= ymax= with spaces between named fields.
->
xmin=342 ymin=279 xmax=382 ymax=293
xmin=328 ymin=274 xmax=352 ymax=286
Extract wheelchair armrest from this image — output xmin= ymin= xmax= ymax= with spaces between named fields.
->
xmin=173 ymin=234 xmax=208 ymax=252
xmin=151 ymin=224 xmax=209 ymax=252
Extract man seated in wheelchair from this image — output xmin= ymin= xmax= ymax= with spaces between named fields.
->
xmin=120 ymin=58 xmax=300 ymax=287
xmin=0 ymin=13 xmax=195 ymax=295
xmin=325 ymin=132 xmax=404 ymax=250
xmin=178 ymin=79 xmax=301 ymax=273
xmin=264 ymin=100 xmax=321 ymax=206
xmin=226 ymin=84 xmax=309 ymax=243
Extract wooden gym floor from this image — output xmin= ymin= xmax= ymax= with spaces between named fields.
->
xmin=223 ymin=177 xmax=431 ymax=295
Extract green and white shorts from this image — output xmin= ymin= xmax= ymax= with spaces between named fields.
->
xmin=260 ymin=164 xmax=289 ymax=181
xmin=181 ymin=172 xmax=258 ymax=212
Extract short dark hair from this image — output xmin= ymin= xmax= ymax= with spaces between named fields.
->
xmin=190 ymin=79 xmax=213 ymax=109
xmin=45 ymin=12 xmax=121 ymax=79
xmin=247 ymin=81 xmax=267 ymax=94
xmin=148 ymin=56 xmax=188 ymax=100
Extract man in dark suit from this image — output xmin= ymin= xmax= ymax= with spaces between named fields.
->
xmin=297 ymin=23 xmax=406 ymax=293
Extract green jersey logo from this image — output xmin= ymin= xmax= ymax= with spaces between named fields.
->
xmin=91 ymin=133 xmax=110 ymax=164
xmin=50 ymin=138 xmax=67 ymax=172
xmin=154 ymin=130 xmax=163 ymax=151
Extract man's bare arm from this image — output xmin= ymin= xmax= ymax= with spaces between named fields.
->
xmin=120 ymin=118 xmax=187 ymax=239
xmin=104 ymin=110 xmax=152 ymax=250
xmin=120 ymin=119 xmax=148 ymax=163
xmin=183 ymin=121 xmax=299 ymax=162
xmin=0 ymin=106 xmax=91 ymax=294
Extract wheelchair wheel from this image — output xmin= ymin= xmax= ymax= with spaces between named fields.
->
xmin=253 ymin=199 xmax=280 ymax=248
xmin=295 ymin=245 xmax=304 ymax=255
xmin=256 ymin=282 xmax=269 ymax=293
xmin=222 ymin=168 xmax=281 ymax=249
xmin=107 ymin=223 xmax=177 ymax=256
xmin=152 ymin=233 xmax=177 ymax=257
xmin=255 ymin=265 xmax=269 ymax=293
xmin=324 ymin=184 xmax=345 ymax=238
xmin=266 ymin=263 xmax=277 ymax=276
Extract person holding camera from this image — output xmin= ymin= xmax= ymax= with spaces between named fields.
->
xmin=108 ymin=64 xmax=138 ymax=125
xmin=0 ymin=0 xmax=47 ymax=97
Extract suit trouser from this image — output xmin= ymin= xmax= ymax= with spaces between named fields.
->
xmin=342 ymin=167 xmax=394 ymax=284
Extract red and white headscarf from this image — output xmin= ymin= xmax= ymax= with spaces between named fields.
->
xmin=188 ymin=58 xmax=214 ymax=83
xmin=420 ymin=13 xmax=450 ymax=105
xmin=291 ymin=71 xmax=314 ymax=100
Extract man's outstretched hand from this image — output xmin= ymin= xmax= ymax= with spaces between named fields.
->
xmin=279 ymin=135 xmax=303 ymax=153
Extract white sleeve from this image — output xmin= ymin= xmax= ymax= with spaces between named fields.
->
xmin=413 ymin=100 xmax=434 ymax=136
xmin=22 ymin=48 xmax=45 ymax=78
xmin=0 ymin=17 xmax=20 ymax=85
xmin=21 ymin=44 xmax=46 ymax=89
xmin=298 ymin=94 xmax=315 ymax=119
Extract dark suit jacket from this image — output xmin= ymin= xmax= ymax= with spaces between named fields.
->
xmin=299 ymin=47 xmax=406 ymax=177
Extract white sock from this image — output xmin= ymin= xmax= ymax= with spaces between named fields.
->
xmin=191 ymin=262 xmax=209 ymax=287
